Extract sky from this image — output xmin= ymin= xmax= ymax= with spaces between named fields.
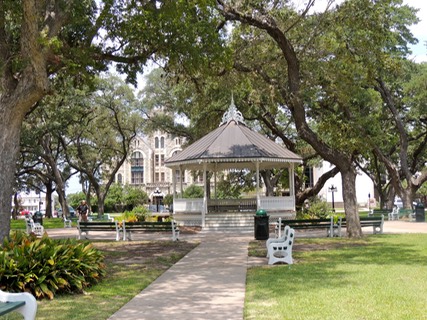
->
xmin=65 ymin=0 xmax=426 ymax=194
xmin=404 ymin=0 xmax=427 ymax=62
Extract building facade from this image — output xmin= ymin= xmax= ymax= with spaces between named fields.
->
xmin=114 ymin=131 xmax=203 ymax=203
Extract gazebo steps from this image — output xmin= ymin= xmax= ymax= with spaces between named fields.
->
xmin=203 ymin=212 xmax=255 ymax=232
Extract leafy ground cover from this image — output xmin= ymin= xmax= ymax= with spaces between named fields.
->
xmin=245 ymin=234 xmax=427 ymax=320
xmin=2 ymin=239 xmax=198 ymax=320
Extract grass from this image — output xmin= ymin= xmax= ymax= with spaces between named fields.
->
xmin=1 ymin=239 xmax=198 ymax=320
xmin=245 ymin=234 xmax=427 ymax=320
xmin=10 ymin=217 xmax=70 ymax=230
xmin=10 ymin=214 xmax=114 ymax=230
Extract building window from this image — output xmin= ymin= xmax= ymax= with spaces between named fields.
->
xmin=155 ymin=172 xmax=160 ymax=182
xmin=304 ymin=167 xmax=314 ymax=188
xmin=161 ymin=172 xmax=165 ymax=182
xmin=175 ymin=138 xmax=182 ymax=145
xmin=155 ymin=137 xmax=159 ymax=149
xmin=175 ymin=169 xmax=185 ymax=183
xmin=131 ymin=151 xmax=144 ymax=184
xmin=118 ymin=173 xmax=123 ymax=185
xmin=155 ymin=154 xmax=160 ymax=166
xmin=160 ymin=137 xmax=165 ymax=148
xmin=160 ymin=154 xmax=165 ymax=166
xmin=132 ymin=171 xmax=144 ymax=185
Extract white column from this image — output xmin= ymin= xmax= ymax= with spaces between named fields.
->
xmin=289 ymin=163 xmax=295 ymax=211
xmin=256 ymin=162 xmax=260 ymax=210
xmin=179 ymin=165 xmax=183 ymax=198
xmin=202 ymin=163 xmax=207 ymax=228
xmin=214 ymin=163 xmax=217 ymax=199
xmin=289 ymin=163 xmax=295 ymax=196
xmin=172 ymin=166 xmax=177 ymax=214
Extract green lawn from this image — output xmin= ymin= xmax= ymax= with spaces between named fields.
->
xmin=245 ymin=234 xmax=427 ymax=320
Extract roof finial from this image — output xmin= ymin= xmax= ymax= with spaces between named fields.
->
xmin=220 ymin=94 xmax=245 ymax=126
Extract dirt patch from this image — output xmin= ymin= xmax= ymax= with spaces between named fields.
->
xmin=92 ymin=240 xmax=199 ymax=266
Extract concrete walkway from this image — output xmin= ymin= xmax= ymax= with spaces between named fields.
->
xmin=45 ymin=220 xmax=427 ymax=320
xmin=108 ymin=232 xmax=251 ymax=320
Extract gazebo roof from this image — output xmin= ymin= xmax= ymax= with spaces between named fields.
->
xmin=165 ymin=100 xmax=302 ymax=171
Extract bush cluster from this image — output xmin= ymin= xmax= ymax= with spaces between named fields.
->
xmin=299 ymin=196 xmax=333 ymax=219
xmin=0 ymin=232 xmax=106 ymax=299
xmin=116 ymin=205 xmax=149 ymax=222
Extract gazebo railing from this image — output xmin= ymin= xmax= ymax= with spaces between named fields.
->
xmin=259 ymin=196 xmax=295 ymax=211
xmin=173 ymin=196 xmax=295 ymax=214
xmin=207 ymin=198 xmax=256 ymax=213
xmin=173 ymin=198 xmax=204 ymax=213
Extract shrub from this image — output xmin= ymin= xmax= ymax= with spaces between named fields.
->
xmin=116 ymin=205 xmax=149 ymax=222
xmin=0 ymin=232 xmax=106 ymax=299
xmin=298 ymin=197 xmax=333 ymax=219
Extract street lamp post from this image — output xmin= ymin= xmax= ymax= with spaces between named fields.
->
xmin=328 ymin=184 xmax=338 ymax=212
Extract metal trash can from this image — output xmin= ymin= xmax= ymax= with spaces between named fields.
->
xmin=415 ymin=203 xmax=425 ymax=222
xmin=254 ymin=209 xmax=269 ymax=240
xmin=33 ymin=211 xmax=43 ymax=225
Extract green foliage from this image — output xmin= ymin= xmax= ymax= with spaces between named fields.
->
xmin=123 ymin=185 xmax=149 ymax=209
xmin=116 ymin=205 xmax=149 ymax=222
xmin=66 ymin=192 xmax=88 ymax=209
xmin=183 ymin=185 xmax=204 ymax=198
xmin=104 ymin=183 xmax=149 ymax=212
xmin=0 ymin=232 xmax=106 ymax=299
xmin=163 ymin=194 xmax=174 ymax=207
xmin=298 ymin=197 xmax=333 ymax=219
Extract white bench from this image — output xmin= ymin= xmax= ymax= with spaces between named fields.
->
xmin=0 ymin=289 xmax=37 ymax=320
xmin=63 ymin=216 xmax=72 ymax=228
xmin=266 ymin=224 xmax=291 ymax=258
xmin=25 ymin=219 xmax=44 ymax=237
xmin=388 ymin=207 xmax=399 ymax=221
xmin=267 ymin=228 xmax=295 ymax=265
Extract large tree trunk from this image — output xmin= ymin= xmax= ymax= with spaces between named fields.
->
xmin=341 ymin=168 xmax=362 ymax=237
xmin=0 ymin=107 xmax=27 ymax=239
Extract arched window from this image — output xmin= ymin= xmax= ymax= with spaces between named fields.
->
xmin=155 ymin=137 xmax=159 ymax=148
xmin=131 ymin=151 xmax=144 ymax=184
xmin=118 ymin=173 xmax=123 ymax=184
xmin=160 ymin=137 xmax=165 ymax=148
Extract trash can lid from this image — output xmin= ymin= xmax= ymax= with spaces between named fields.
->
xmin=256 ymin=209 xmax=267 ymax=216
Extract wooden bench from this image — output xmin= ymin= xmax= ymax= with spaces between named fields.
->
xmin=0 ymin=289 xmax=37 ymax=320
xmin=277 ymin=216 xmax=337 ymax=237
xmin=399 ymin=208 xmax=415 ymax=221
xmin=337 ymin=215 xmax=384 ymax=236
xmin=369 ymin=209 xmax=391 ymax=217
xmin=77 ymin=221 xmax=120 ymax=241
xmin=122 ymin=220 xmax=180 ymax=241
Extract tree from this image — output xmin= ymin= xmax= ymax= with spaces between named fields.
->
xmin=216 ymin=0 xmax=419 ymax=237
xmin=371 ymin=62 xmax=427 ymax=208
xmin=0 ymin=0 xmax=225 ymax=240
xmin=61 ymin=76 xmax=142 ymax=216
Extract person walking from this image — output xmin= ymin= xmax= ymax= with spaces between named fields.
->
xmin=77 ymin=200 xmax=89 ymax=222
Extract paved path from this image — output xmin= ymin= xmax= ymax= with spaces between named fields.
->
xmin=108 ymin=232 xmax=251 ymax=320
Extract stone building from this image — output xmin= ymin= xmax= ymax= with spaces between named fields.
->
xmin=114 ymin=130 xmax=203 ymax=207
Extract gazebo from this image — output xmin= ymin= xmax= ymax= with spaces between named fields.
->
xmin=165 ymin=99 xmax=303 ymax=228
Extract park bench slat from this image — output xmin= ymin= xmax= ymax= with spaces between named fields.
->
xmin=0 ymin=301 xmax=26 ymax=316
xmin=77 ymin=221 xmax=120 ymax=241
xmin=277 ymin=216 xmax=336 ymax=237
xmin=122 ymin=220 xmax=179 ymax=241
